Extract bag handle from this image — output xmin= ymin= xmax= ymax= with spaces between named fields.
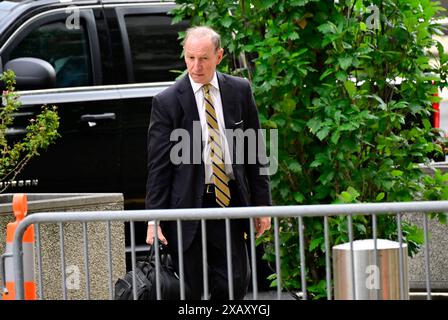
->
xmin=148 ymin=239 xmax=170 ymax=267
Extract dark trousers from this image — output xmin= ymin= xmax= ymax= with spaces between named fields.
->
xmin=170 ymin=181 xmax=250 ymax=300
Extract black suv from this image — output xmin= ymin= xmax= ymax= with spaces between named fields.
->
xmin=0 ymin=0 xmax=188 ymax=208
xmin=0 ymin=1 xmax=274 ymax=285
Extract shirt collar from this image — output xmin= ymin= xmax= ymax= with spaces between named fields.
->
xmin=188 ymin=72 xmax=219 ymax=94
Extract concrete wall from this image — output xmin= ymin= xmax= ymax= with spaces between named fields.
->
xmin=407 ymin=164 xmax=448 ymax=290
xmin=0 ymin=193 xmax=126 ymax=300
xmin=405 ymin=213 xmax=448 ymax=291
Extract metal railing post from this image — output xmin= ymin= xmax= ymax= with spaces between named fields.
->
xmin=7 ymin=200 xmax=448 ymax=300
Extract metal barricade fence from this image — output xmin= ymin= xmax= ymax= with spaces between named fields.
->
xmin=8 ymin=201 xmax=448 ymax=300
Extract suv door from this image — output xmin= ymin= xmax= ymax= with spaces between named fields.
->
xmin=101 ymin=2 xmax=188 ymax=262
xmin=0 ymin=6 xmax=123 ymax=193
xmin=104 ymin=2 xmax=188 ymax=206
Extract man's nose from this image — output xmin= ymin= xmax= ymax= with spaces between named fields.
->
xmin=193 ymin=60 xmax=202 ymax=70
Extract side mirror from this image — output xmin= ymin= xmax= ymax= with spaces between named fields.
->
xmin=4 ymin=57 xmax=56 ymax=90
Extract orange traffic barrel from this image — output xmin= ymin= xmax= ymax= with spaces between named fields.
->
xmin=1 ymin=194 xmax=36 ymax=300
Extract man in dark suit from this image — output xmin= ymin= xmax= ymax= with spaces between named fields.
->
xmin=145 ymin=26 xmax=271 ymax=300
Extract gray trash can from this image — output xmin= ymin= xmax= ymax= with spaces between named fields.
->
xmin=333 ymin=239 xmax=409 ymax=300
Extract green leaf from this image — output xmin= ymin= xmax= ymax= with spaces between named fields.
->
xmin=293 ymin=192 xmax=305 ymax=203
xmin=344 ymin=80 xmax=356 ymax=98
xmin=339 ymin=191 xmax=353 ymax=203
xmin=355 ymin=223 xmax=367 ymax=235
xmin=283 ymin=98 xmax=296 ymax=114
xmin=288 ymin=161 xmax=302 ymax=173
xmin=319 ymin=170 xmax=334 ymax=185
xmin=288 ymin=31 xmax=300 ymax=40
xmin=342 ymin=42 xmax=352 ymax=49
xmin=382 ymin=180 xmax=394 ymax=190
xmin=290 ymin=120 xmax=304 ymax=132
xmin=310 ymin=153 xmax=328 ymax=168
xmin=317 ymin=22 xmax=337 ymax=34
xmin=442 ymin=186 xmax=448 ymax=200
xmin=221 ymin=16 xmax=233 ymax=28
xmin=316 ymin=127 xmax=330 ymax=141
xmin=391 ymin=170 xmax=403 ymax=177
xmin=335 ymin=71 xmax=347 ymax=82
xmin=307 ymin=118 xmax=322 ymax=133
xmin=406 ymin=227 xmax=425 ymax=244
xmin=346 ymin=187 xmax=360 ymax=199
xmin=291 ymin=0 xmax=312 ymax=7
xmin=338 ymin=56 xmax=353 ymax=70
xmin=376 ymin=192 xmax=385 ymax=201
xmin=266 ymin=273 xmax=277 ymax=281
xmin=320 ymin=68 xmax=334 ymax=81
xmin=360 ymin=22 xmax=367 ymax=32
xmin=264 ymin=120 xmax=278 ymax=129
xmin=331 ymin=130 xmax=340 ymax=144
xmin=309 ymin=237 xmax=323 ymax=252
xmin=280 ymin=187 xmax=289 ymax=199
xmin=171 ymin=15 xmax=183 ymax=24
xmin=310 ymin=160 xmax=322 ymax=168
xmin=438 ymin=213 xmax=447 ymax=224
xmin=422 ymin=119 xmax=432 ymax=130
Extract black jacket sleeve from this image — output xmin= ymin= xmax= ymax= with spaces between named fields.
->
xmin=145 ymin=95 xmax=174 ymax=209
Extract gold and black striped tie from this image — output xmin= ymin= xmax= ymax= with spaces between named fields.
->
xmin=203 ymin=84 xmax=231 ymax=207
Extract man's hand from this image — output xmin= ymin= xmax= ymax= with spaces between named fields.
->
xmin=146 ymin=223 xmax=168 ymax=245
xmin=255 ymin=217 xmax=271 ymax=238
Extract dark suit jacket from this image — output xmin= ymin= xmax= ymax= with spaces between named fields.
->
xmin=145 ymin=72 xmax=272 ymax=251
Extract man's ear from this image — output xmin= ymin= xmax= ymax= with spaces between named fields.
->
xmin=216 ymin=48 xmax=224 ymax=65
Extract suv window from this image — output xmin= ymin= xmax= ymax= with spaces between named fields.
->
xmin=124 ymin=14 xmax=187 ymax=82
xmin=8 ymin=20 xmax=92 ymax=88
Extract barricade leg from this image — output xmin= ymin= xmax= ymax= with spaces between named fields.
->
xmin=1 ymin=194 xmax=36 ymax=300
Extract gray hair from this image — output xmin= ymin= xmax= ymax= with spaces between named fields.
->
xmin=183 ymin=26 xmax=221 ymax=51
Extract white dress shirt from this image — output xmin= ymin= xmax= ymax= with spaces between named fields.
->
xmin=188 ymin=73 xmax=234 ymax=184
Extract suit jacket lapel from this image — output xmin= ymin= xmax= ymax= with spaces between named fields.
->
xmin=177 ymin=75 xmax=200 ymax=123
xmin=217 ymin=72 xmax=236 ymax=129
xmin=177 ymin=75 xmax=204 ymax=181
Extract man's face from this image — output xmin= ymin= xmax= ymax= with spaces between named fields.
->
xmin=184 ymin=35 xmax=223 ymax=84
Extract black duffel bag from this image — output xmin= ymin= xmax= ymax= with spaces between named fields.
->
xmin=114 ymin=242 xmax=182 ymax=300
